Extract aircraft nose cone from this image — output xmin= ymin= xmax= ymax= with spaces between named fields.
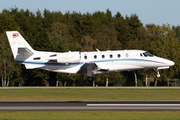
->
xmin=167 ymin=60 xmax=175 ymax=66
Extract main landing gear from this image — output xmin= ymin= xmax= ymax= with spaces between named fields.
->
xmin=87 ymin=76 xmax=94 ymax=82
xmin=153 ymin=68 xmax=160 ymax=78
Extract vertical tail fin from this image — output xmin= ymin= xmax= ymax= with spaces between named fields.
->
xmin=6 ymin=31 xmax=34 ymax=60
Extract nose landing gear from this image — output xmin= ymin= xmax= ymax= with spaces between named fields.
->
xmin=157 ymin=72 xmax=160 ymax=78
xmin=153 ymin=68 xmax=161 ymax=78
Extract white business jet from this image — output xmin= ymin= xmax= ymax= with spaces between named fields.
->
xmin=6 ymin=31 xmax=174 ymax=81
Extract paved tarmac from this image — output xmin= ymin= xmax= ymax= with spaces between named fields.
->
xmin=1 ymin=101 xmax=180 ymax=111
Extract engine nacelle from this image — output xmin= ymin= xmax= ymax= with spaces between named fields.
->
xmin=57 ymin=52 xmax=81 ymax=63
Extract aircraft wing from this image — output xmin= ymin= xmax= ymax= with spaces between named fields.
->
xmin=76 ymin=63 xmax=96 ymax=75
xmin=76 ymin=63 xmax=109 ymax=75
xmin=95 ymin=63 xmax=109 ymax=71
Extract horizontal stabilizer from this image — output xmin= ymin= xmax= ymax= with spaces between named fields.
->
xmin=18 ymin=47 xmax=33 ymax=55
xmin=25 ymin=64 xmax=44 ymax=69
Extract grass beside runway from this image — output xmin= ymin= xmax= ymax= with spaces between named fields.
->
xmin=0 ymin=88 xmax=180 ymax=101
xmin=0 ymin=111 xmax=180 ymax=120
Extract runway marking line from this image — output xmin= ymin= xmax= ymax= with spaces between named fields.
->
xmin=87 ymin=104 xmax=180 ymax=107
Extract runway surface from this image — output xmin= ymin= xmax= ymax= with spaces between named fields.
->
xmin=1 ymin=101 xmax=180 ymax=111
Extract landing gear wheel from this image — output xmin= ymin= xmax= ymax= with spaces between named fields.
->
xmin=157 ymin=73 xmax=160 ymax=78
xmin=87 ymin=76 xmax=93 ymax=82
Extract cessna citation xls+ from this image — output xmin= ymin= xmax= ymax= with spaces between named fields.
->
xmin=6 ymin=31 xmax=175 ymax=81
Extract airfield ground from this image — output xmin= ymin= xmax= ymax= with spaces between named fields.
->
xmin=0 ymin=111 xmax=180 ymax=120
xmin=0 ymin=87 xmax=180 ymax=119
xmin=0 ymin=87 xmax=180 ymax=101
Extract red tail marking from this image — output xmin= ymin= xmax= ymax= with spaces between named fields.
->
xmin=13 ymin=33 xmax=19 ymax=37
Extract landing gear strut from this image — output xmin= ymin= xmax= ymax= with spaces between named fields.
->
xmin=153 ymin=68 xmax=160 ymax=78
xmin=87 ymin=76 xmax=94 ymax=82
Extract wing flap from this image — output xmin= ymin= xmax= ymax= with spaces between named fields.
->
xmin=96 ymin=63 xmax=109 ymax=71
xmin=75 ymin=63 xmax=109 ymax=75
xmin=75 ymin=63 xmax=96 ymax=75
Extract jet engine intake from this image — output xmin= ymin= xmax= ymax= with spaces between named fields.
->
xmin=57 ymin=52 xmax=81 ymax=63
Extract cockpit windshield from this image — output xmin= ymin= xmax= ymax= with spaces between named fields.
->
xmin=143 ymin=53 xmax=148 ymax=57
xmin=145 ymin=52 xmax=154 ymax=57
xmin=142 ymin=52 xmax=154 ymax=57
xmin=141 ymin=52 xmax=154 ymax=57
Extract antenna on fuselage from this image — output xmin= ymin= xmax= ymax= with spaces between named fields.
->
xmin=96 ymin=48 xmax=100 ymax=52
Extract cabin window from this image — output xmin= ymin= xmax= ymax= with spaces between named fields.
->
xmin=34 ymin=57 xmax=41 ymax=60
xmin=84 ymin=55 xmax=87 ymax=59
xmin=110 ymin=54 xmax=113 ymax=58
xmin=125 ymin=53 xmax=129 ymax=58
xmin=117 ymin=54 xmax=121 ymax=58
xmin=140 ymin=53 xmax=143 ymax=57
xmin=94 ymin=55 xmax=97 ymax=59
xmin=102 ymin=55 xmax=105 ymax=59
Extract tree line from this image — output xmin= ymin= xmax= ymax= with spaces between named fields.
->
xmin=0 ymin=8 xmax=180 ymax=87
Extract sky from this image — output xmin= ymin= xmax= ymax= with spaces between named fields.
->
xmin=0 ymin=0 xmax=180 ymax=26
